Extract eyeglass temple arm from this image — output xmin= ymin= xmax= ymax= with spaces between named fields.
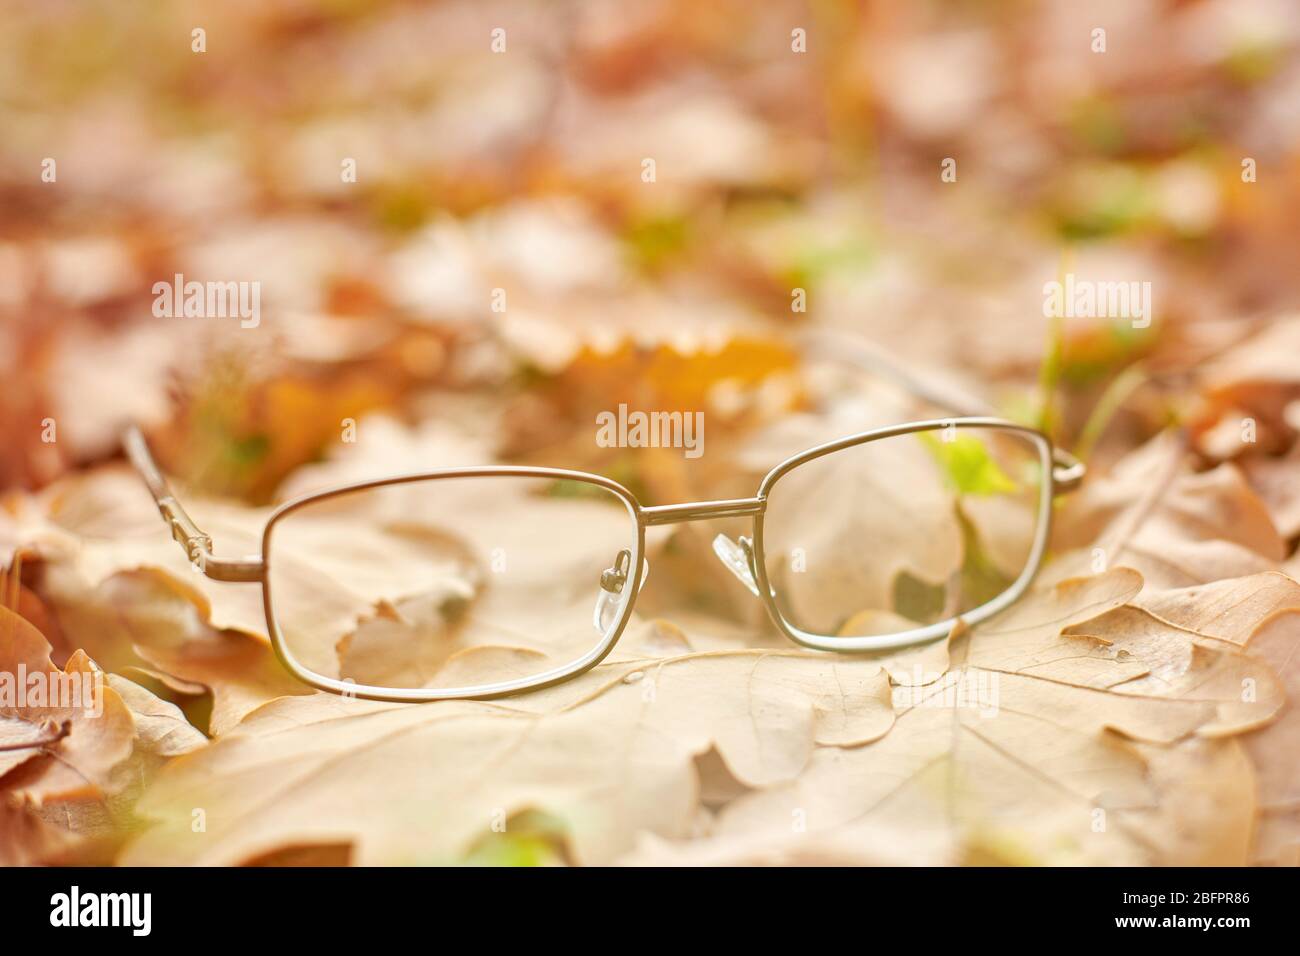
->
xmin=800 ymin=330 xmax=1086 ymax=493
xmin=122 ymin=426 xmax=264 ymax=582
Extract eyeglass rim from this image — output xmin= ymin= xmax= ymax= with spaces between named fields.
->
xmin=261 ymin=468 xmax=647 ymax=703
xmin=257 ymin=416 xmax=1058 ymax=702
xmin=750 ymin=418 xmax=1056 ymax=652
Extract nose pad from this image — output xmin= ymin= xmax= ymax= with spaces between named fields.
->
xmin=711 ymin=534 xmax=764 ymax=598
xmin=592 ymin=549 xmax=650 ymax=634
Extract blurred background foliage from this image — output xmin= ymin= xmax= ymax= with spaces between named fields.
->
xmin=2 ymin=0 xmax=1298 ymax=502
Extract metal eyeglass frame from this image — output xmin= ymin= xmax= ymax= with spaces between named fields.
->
xmin=123 ymin=338 xmax=1085 ymax=703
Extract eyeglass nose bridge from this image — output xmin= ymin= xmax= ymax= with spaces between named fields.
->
xmin=636 ymin=497 xmax=771 ymax=599
xmin=640 ymin=497 xmax=764 ymax=526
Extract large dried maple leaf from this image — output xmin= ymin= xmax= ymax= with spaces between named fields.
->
xmin=118 ymin=565 xmax=1287 ymax=866
xmin=120 ymin=651 xmax=893 ymax=865
xmin=694 ymin=571 xmax=1268 ymax=866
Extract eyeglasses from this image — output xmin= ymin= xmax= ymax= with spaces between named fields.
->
xmin=124 ymin=389 xmax=1084 ymax=703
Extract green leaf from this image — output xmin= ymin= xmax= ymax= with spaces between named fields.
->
xmin=463 ymin=832 xmax=563 ymax=867
xmin=919 ymin=433 xmax=1019 ymax=497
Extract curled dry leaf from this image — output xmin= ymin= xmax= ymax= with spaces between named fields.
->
xmin=104 ymin=674 xmax=207 ymax=761
xmin=1050 ymin=432 xmax=1286 ymax=588
xmin=41 ymin=566 xmax=307 ymax=737
xmin=1192 ymin=315 xmax=1300 ymax=458
xmin=8 ymin=468 xmax=270 ymax=638
xmin=758 ymin=424 xmax=962 ymax=628
xmin=0 ymin=603 xmax=132 ymax=866
xmin=965 ymin=569 xmax=1285 ymax=737
xmin=1060 ymin=606 xmax=1282 ymax=737
xmin=1136 ymin=571 xmax=1300 ymax=645
xmin=0 ymin=576 xmax=209 ymax=863
xmin=5 ymin=472 xmax=291 ymax=735
xmin=0 ymin=606 xmax=134 ymax=803
xmin=1239 ymin=444 xmax=1300 ymax=541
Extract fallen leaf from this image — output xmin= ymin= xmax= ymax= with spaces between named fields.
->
xmin=0 ymin=798 xmax=78 ymax=866
xmin=1243 ymin=453 xmax=1300 ymax=543
xmin=105 ymin=674 xmax=207 ymax=759
xmin=1238 ymin=609 xmax=1300 ymax=864
xmin=44 ymin=568 xmax=307 ymax=736
xmin=1193 ymin=315 xmax=1300 ymax=457
xmin=1137 ymin=572 xmax=1300 ymax=645
xmin=652 ymin=569 xmax=1276 ymax=866
xmin=121 ymin=650 xmax=892 ymax=865
xmin=618 ymin=816 xmax=953 ymax=866
xmin=1061 ymin=606 xmax=1283 ymax=736
xmin=1050 ymin=433 xmax=1286 ymax=588
xmin=0 ymin=606 xmax=135 ymax=803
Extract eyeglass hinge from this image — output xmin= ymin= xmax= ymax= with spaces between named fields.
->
xmin=1051 ymin=450 xmax=1087 ymax=494
xmin=157 ymin=496 xmax=263 ymax=582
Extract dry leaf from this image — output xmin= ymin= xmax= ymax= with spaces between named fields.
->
xmin=121 ymin=651 xmax=892 ymax=865
xmin=0 ymin=606 xmax=135 ymax=803
xmin=44 ymin=568 xmax=307 ymax=736
xmin=121 ymin=563 xmax=1288 ymax=866
xmin=1051 ymin=433 xmax=1286 ymax=588
xmin=105 ymin=674 xmax=207 ymax=760
xmin=0 ymin=799 xmax=78 ymax=867
xmin=648 ymin=569 xmax=1276 ymax=866
xmin=1193 ymin=315 xmax=1300 ymax=456
xmin=1137 ymin=572 xmax=1300 ymax=645
xmin=1238 ymin=609 xmax=1300 ymax=864
xmin=1061 ymin=606 xmax=1283 ymax=736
